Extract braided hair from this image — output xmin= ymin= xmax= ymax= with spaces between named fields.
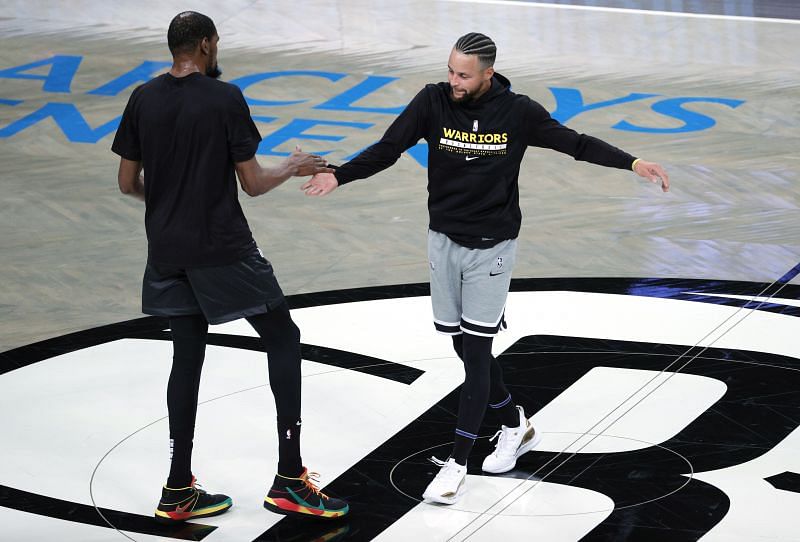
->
xmin=167 ymin=11 xmax=217 ymax=56
xmin=453 ymin=32 xmax=496 ymax=68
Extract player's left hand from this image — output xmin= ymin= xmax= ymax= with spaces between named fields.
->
xmin=634 ymin=160 xmax=670 ymax=192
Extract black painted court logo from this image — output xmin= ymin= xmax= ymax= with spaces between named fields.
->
xmin=1 ymin=278 xmax=798 ymax=541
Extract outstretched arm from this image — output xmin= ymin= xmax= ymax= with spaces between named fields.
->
xmin=235 ymin=147 xmax=332 ymax=197
xmin=302 ymin=87 xmax=431 ymax=197
xmin=527 ymin=99 xmax=670 ymax=192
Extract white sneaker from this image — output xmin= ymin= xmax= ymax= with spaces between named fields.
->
xmin=482 ymin=405 xmax=541 ymax=474
xmin=422 ymin=457 xmax=467 ymax=505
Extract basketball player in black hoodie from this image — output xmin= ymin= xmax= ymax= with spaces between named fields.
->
xmin=301 ymin=32 xmax=669 ymax=505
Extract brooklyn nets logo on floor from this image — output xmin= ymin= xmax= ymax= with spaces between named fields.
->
xmin=1 ymin=277 xmax=798 ymax=541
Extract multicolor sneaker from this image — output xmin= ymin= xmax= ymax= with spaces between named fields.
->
xmin=422 ymin=457 xmax=467 ymax=505
xmin=264 ymin=468 xmax=349 ymax=520
xmin=482 ymin=405 xmax=541 ymax=474
xmin=154 ymin=477 xmax=232 ymax=523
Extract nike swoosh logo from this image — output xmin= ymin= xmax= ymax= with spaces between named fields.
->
xmin=287 ymin=487 xmax=327 ymax=512
xmin=175 ymin=498 xmax=195 ymax=514
xmin=489 ymin=270 xmax=505 ymax=276
xmin=465 ymin=156 xmax=480 ymax=161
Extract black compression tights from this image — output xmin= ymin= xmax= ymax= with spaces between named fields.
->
xmin=166 ymin=314 xmax=207 ymax=487
xmin=450 ymin=333 xmax=519 ymax=465
xmin=166 ymin=302 xmax=303 ymax=487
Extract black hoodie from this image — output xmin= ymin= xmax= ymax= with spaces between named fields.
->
xmin=334 ymin=73 xmax=636 ymax=248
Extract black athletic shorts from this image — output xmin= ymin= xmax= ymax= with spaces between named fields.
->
xmin=142 ymin=247 xmax=285 ymax=325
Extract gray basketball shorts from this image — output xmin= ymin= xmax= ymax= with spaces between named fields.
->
xmin=427 ymin=229 xmax=517 ymax=337
xmin=141 ymin=247 xmax=285 ymax=325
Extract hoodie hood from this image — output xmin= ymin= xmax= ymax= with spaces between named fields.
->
xmin=489 ymin=72 xmax=511 ymax=94
xmin=446 ymin=72 xmax=511 ymax=108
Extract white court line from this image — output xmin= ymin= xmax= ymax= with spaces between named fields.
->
xmin=442 ymin=0 xmax=800 ymax=25
xmin=683 ymin=292 xmax=800 ymax=308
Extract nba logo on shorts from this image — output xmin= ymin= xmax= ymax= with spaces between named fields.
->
xmin=472 ymin=120 xmax=479 ymax=132
xmin=496 ymin=257 xmax=503 ymax=269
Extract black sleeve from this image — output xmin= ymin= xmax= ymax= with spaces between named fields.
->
xmin=111 ymin=88 xmax=142 ymax=161
xmin=334 ymin=87 xmax=430 ymax=185
xmin=526 ymin=98 xmax=636 ymax=170
xmin=226 ymin=85 xmax=262 ymax=163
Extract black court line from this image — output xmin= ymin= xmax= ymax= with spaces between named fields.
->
xmin=285 ymin=278 xmax=800 ymax=315
xmin=2 ymin=277 xmax=798 ymax=379
xmin=0 ymin=484 xmax=217 ymax=541
xmin=135 ymin=330 xmax=425 ymax=385
xmin=511 ymin=277 xmax=800 ymax=317
xmin=0 ymin=317 xmax=423 ymax=384
xmin=0 ymin=316 xmax=170 ymax=376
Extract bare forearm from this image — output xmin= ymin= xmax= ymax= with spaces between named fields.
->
xmin=251 ymin=160 xmax=295 ymax=195
xmin=236 ymin=152 xmax=331 ymax=197
xmin=118 ymin=157 xmax=145 ymax=201
xmin=125 ymin=174 xmax=145 ymax=201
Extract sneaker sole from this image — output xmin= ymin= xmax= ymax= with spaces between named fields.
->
xmin=422 ymin=483 xmax=467 ymax=505
xmin=154 ymin=498 xmax=233 ymax=524
xmin=264 ymin=497 xmax=349 ymax=520
xmin=482 ymin=429 xmax=543 ymax=474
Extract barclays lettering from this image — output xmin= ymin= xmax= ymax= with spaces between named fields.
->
xmin=0 ymin=55 xmax=747 ymax=167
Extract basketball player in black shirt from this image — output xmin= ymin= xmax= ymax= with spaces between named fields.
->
xmin=302 ymin=32 xmax=669 ymax=505
xmin=113 ymin=11 xmax=349 ymax=522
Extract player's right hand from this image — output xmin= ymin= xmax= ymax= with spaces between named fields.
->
xmin=301 ymin=172 xmax=339 ymax=196
xmin=289 ymin=145 xmax=332 ymax=177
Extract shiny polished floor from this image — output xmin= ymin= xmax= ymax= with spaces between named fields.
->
xmin=1 ymin=1 xmax=799 ymax=541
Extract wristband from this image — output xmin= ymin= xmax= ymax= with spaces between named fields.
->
xmin=631 ymin=158 xmax=642 ymax=172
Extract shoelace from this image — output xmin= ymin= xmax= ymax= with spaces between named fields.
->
xmin=427 ymin=456 xmax=465 ymax=482
xmin=489 ymin=426 xmax=520 ymax=455
xmin=302 ymin=471 xmax=329 ymax=500
xmin=429 ymin=456 xmax=446 ymax=467
xmin=192 ymin=479 xmax=209 ymax=495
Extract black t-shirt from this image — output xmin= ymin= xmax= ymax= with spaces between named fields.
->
xmin=112 ymin=72 xmax=261 ymax=266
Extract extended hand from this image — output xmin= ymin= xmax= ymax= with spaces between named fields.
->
xmin=301 ymin=172 xmax=339 ymax=196
xmin=287 ymin=146 xmax=332 ymax=177
xmin=634 ymin=159 xmax=670 ymax=192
